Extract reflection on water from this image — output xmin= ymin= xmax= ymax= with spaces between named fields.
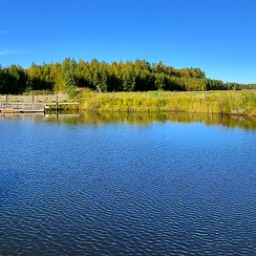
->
xmin=1 ymin=111 xmax=256 ymax=255
xmin=1 ymin=111 xmax=256 ymax=130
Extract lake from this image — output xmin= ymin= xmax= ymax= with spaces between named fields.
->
xmin=1 ymin=112 xmax=256 ymax=255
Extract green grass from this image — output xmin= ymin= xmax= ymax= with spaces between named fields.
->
xmin=78 ymin=90 xmax=256 ymax=116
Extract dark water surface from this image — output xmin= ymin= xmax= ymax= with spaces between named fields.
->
xmin=1 ymin=113 xmax=256 ymax=255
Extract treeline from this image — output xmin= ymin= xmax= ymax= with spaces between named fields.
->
xmin=0 ymin=58 xmax=255 ymax=94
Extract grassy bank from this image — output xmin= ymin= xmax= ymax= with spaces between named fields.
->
xmin=78 ymin=90 xmax=256 ymax=116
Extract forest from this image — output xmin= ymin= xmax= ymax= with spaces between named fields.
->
xmin=0 ymin=58 xmax=256 ymax=94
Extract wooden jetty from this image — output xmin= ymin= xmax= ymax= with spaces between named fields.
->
xmin=0 ymin=102 xmax=45 ymax=113
xmin=0 ymin=102 xmax=79 ymax=113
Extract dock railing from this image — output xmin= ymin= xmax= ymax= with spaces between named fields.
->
xmin=0 ymin=102 xmax=45 ymax=113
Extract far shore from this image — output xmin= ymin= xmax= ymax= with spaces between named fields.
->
xmin=77 ymin=90 xmax=256 ymax=116
xmin=1 ymin=90 xmax=256 ymax=116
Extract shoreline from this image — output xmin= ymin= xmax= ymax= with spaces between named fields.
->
xmin=77 ymin=90 xmax=256 ymax=116
xmin=1 ymin=90 xmax=256 ymax=116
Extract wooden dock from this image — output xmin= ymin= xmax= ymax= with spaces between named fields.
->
xmin=0 ymin=102 xmax=79 ymax=113
xmin=0 ymin=102 xmax=45 ymax=113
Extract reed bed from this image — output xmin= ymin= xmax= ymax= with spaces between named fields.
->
xmin=79 ymin=90 xmax=256 ymax=116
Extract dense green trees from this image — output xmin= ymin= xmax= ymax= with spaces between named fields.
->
xmin=0 ymin=65 xmax=28 ymax=94
xmin=0 ymin=58 xmax=255 ymax=94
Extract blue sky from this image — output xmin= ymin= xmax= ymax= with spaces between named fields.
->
xmin=0 ymin=0 xmax=256 ymax=83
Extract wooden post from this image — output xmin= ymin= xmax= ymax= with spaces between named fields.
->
xmin=78 ymin=94 xmax=81 ymax=111
xmin=56 ymin=95 xmax=58 ymax=111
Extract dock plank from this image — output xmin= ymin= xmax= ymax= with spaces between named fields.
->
xmin=0 ymin=102 xmax=79 ymax=113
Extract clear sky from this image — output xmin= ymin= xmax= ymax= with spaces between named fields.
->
xmin=0 ymin=0 xmax=256 ymax=84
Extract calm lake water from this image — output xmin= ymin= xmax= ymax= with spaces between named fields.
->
xmin=1 ymin=112 xmax=256 ymax=255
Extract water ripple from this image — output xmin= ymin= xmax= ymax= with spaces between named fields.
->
xmin=1 ymin=119 xmax=256 ymax=255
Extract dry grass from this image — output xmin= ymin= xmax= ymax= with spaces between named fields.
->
xmin=78 ymin=90 xmax=256 ymax=115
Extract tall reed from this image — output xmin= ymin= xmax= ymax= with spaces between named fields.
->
xmin=78 ymin=90 xmax=256 ymax=115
